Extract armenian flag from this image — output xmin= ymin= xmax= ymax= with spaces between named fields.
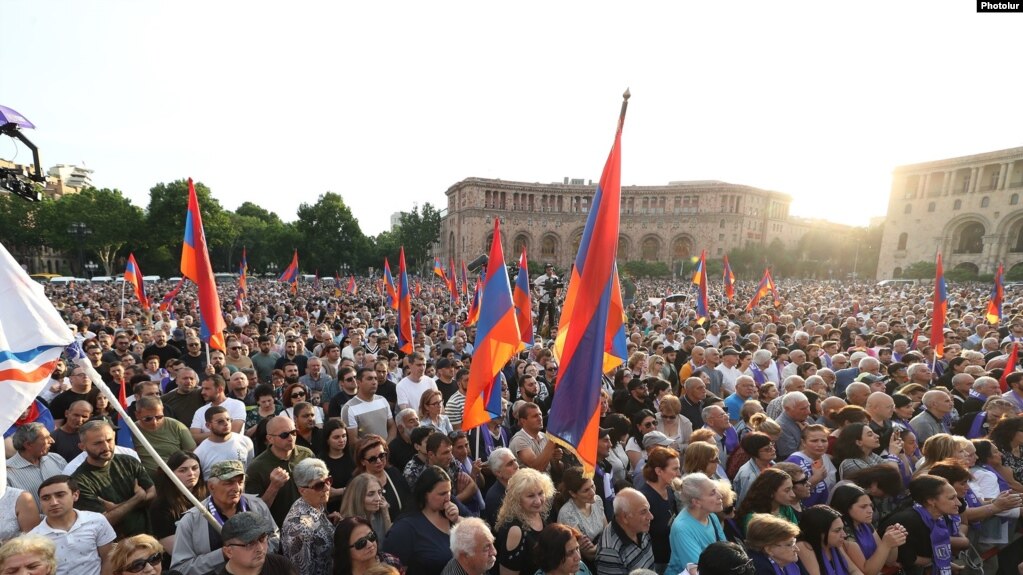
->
xmin=181 ymin=178 xmax=227 ymax=351
xmin=462 ymin=218 xmax=522 ymax=431
xmin=723 ymin=255 xmax=735 ymax=301
xmin=987 ymin=263 xmax=1004 ymax=325
xmin=513 ymin=249 xmax=534 ymax=347
xmin=347 ymin=276 xmax=357 ymax=295
xmin=383 ymin=258 xmax=398 ymax=310
xmin=397 ymin=247 xmax=413 ymax=354
xmin=1000 ymin=342 xmax=1018 ymax=393
xmin=547 ymin=91 xmax=630 ymax=476
xmin=159 ymin=277 xmax=186 ymax=314
xmin=931 ymin=252 xmax=947 ymax=357
xmin=278 ymin=250 xmax=299 ymax=294
xmin=124 ymin=253 xmax=149 ymax=311
xmin=447 ymin=258 xmax=459 ymax=302
xmin=746 ymin=268 xmax=779 ymax=311
xmin=691 ymin=254 xmax=703 ymax=286
xmin=465 ymin=280 xmax=481 ymax=327
xmin=694 ymin=250 xmax=709 ymax=323
xmin=433 ymin=257 xmax=445 ymax=280
xmin=235 ymin=247 xmax=248 ymax=311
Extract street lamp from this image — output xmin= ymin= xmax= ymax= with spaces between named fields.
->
xmin=84 ymin=261 xmax=98 ymax=278
xmin=66 ymin=222 xmax=90 ymax=276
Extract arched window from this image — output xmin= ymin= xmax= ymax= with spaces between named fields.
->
xmin=897 ymin=233 xmax=908 ymax=250
xmin=641 ymin=237 xmax=661 ymax=261
xmin=927 ymin=202 xmax=936 ymax=212
xmin=904 ymin=204 xmax=912 ymax=214
xmin=953 ymin=200 xmax=962 ymax=210
xmin=956 ymin=222 xmax=984 ymax=254
xmin=1011 ymin=194 xmax=1019 ymax=206
xmin=541 ymin=235 xmax=557 ymax=259
xmin=981 ymin=196 xmax=990 ymax=208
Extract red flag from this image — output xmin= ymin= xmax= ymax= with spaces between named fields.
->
xmin=347 ymin=276 xmax=357 ymax=295
xmin=1001 ymin=342 xmax=1018 ymax=393
xmin=383 ymin=258 xmax=398 ymax=309
xmin=987 ymin=263 xmax=1004 ymax=325
xmin=746 ymin=268 xmax=779 ymax=312
xmin=447 ymin=258 xmax=459 ymax=302
xmin=694 ymin=250 xmax=709 ymax=323
xmin=723 ymin=255 xmax=735 ymax=302
xmin=124 ymin=253 xmax=149 ymax=311
xmin=181 ymin=178 xmax=227 ymax=351
xmin=931 ymin=252 xmax=947 ymax=357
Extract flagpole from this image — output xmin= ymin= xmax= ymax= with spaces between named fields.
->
xmin=75 ymin=359 xmax=222 ymax=532
xmin=120 ymin=279 xmax=126 ymax=320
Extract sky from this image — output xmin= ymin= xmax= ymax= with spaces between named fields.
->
xmin=3 ymin=2 xmax=1021 ymax=236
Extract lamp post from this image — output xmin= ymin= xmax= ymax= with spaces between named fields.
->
xmin=84 ymin=261 xmax=98 ymax=278
xmin=66 ymin=222 xmax=90 ymax=276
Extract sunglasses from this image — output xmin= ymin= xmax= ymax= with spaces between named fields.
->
xmin=230 ymin=346 xmax=242 ymax=350
xmin=139 ymin=415 xmax=165 ymax=423
xmin=343 ymin=377 xmax=356 ymax=382
xmin=124 ymin=552 xmax=162 ymax=573
xmin=723 ymin=504 xmax=736 ymax=514
xmin=364 ymin=452 xmax=388 ymax=464
xmin=226 ymin=533 xmax=269 ymax=550
xmin=792 ymin=477 xmax=809 ymax=485
xmin=350 ymin=530 xmax=378 ymax=550
xmin=303 ymin=476 xmax=333 ymax=491
xmin=291 ymin=392 xmax=306 ymax=399
xmin=273 ymin=430 xmax=298 ymax=439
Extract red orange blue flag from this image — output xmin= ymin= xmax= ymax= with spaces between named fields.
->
xmin=1000 ymin=342 xmax=1018 ymax=393
xmin=548 ymin=91 xmax=630 ymax=476
xmin=181 ymin=178 xmax=227 ymax=351
xmin=691 ymin=254 xmax=703 ymax=286
xmin=347 ymin=276 xmax=357 ymax=295
xmin=235 ymin=247 xmax=248 ymax=311
xmin=723 ymin=255 xmax=736 ymax=302
xmin=124 ymin=253 xmax=149 ymax=311
xmin=433 ymin=257 xmax=445 ymax=280
xmin=383 ymin=258 xmax=398 ymax=310
xmin=746 ymin=268 xmax=779 ymax=312
xmin=931 ymin=252 xmax=947 ymax=357
xmin=987 ymin=263 xmax=1004 ymax=325
xmin=513 ymin=249 xmax=534 ymax=347
xmin=278 ymin=250 xmax=299 ymax=294
xmin=159 ymin=277 xmax=186 ymax=314
xmin=462 ymin=218 xmax=522 ymax=431
xmin=465 ymin=279 xmax=481 ymax=327
xmin=397 ymin=247 xmax=413 ymax=354
xmin=0 ymin=241 xmax=74 ymax=449
xmin=694 ymin=250 xmax=709 ymax=323
xmin=447 ymin=258 xmax=459 ymax=302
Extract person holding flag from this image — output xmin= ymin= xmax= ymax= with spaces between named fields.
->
xmin=746 ymin=268 xmax=780 ymax=311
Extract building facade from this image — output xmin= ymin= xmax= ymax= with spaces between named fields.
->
xmin=876 ymin=147 xmax=1023 ymax=279
xmin=439 ymin=177 xmax=816 ymax=272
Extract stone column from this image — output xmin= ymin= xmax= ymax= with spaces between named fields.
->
xmin=998 ymin=163 xmax=1010 ymax=190
xmin=981 ymin=234 xmax=1001 ymax=274
xmin=970 ymin=167 xmax=980 ymax=193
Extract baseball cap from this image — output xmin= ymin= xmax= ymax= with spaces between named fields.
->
xmin=858 ymin=374 xmax=884 ymax=384
xmin=597 ymin=427 xmax=612 ymax=439
xmin=221 ymin=511 xmax=273 ymax=544
xmin=642 ymin=431 xmax=673 ymax=449
xmin=628 ymin=378 xmax=647 ymax=391
xmin=436 ymin=358 xmax=454 ymax=370
xmin=209 ymin=460 xmax=245 ymax=481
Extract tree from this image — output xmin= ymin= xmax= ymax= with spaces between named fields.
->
xmin=395 ymin=203 xmax=442 ymax=272
xmin=0 ymin=193 xmax=43 ymax=256
xmin=294 ymin=192 xmax=368 ymax=276
xmin=903 ymin=260 xmax=937 ymax=279
xmin=38 ymin=188 xmax=145 ymax=274
xmin=143 ymin=180 xmax=232 ymax=274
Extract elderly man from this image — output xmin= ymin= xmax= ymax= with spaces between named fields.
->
xmin=245 ymin=416 xmax=314 ymax=527
xmin=133 ymin=396 xmax=196 ymax=479
xmin=781 ymin=349 xmax=807 ymax=379
xmin=947 ymin=372 xmax=975 ymax=413
xmin=745 ymin=349 xmax=780 ymax=387
xmin=766 ymin=376 xmax=807 ymax=420
xmin=865 ymin=391 xmax=896 ymax=451
xmin=680 ymin=377 xmax=709 ymax=429
xmin=836 ymin=356 xmax=880 ymax=397
xmin=697 ymin=348 xmax=725 ymax=397
xmin=963 ymin=376 xmax=1002 ymax=414
xmin=387 ymin=408 xmax=420 ymax=471
xmin=910 ymin=389 xmax=955 ymax=446
xmin=775 ymin=391 xmax=811 ymax=460
xmin=483 ymin=447 xmax=519 ymax=527
xmin=844 ymin=382 xmax=871 ymax=408
xmin=298 ymin=357 xmax=333 ymax=394
xmin=441 ymin=517 xmax=497 ymax=575
xmin=50 ymin=400 xmax=92 ymax=463
xmin=596 ymin=487 xmax=655 ymax=575
xmin=218 ymin=511 xmax=295 ymax=575
xmin=701 ymin=405 xmax=736 ymax=467
xmin=7 ymin=422 xmax=68 ymax=511
xmin=678 ymin=346 xmax=705 ymax=382
xmin=72 ymin=420 xmax=154 ymax=537
xmin=906 ymin=363 xmax=934 ymax=387
xmin=171 ymin=461 xmax=279 ymax=574
xmin=724 ymin=375 xmax=756 ymax=424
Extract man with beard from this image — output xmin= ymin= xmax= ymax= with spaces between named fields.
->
xmin=191 ymin=374 xmax=247 ymax=442
xmin=245 ymin=416 xmax=313 ymax=527
xmin=251 ymin=336 xmax=281 ymax=384
xmin=622 ymin=378 xmax=654 ymax=419
xmin=161 ymin=367 xmax=206 ymax=430
xmin=71 ymin=420 xmax=155 ymax=537
xmin=325 ymin=366 xmax=359 ymax=418
xmin=133 ymin=396 xmax=196 ymax=479
xmin=273 ymin=339 xmax=308 ymax=377
xmin=194 ymin=406 xmax=255 ymax=477
xmin=142 ymin=329 xmax=181 ymax=368
xmin=387 ymin=408 xmax=420 ymax=471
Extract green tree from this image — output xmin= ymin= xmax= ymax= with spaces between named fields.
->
xmin=395 ymin=203 xmax=442 ymax=272
xmin=0 ymin=193 xmax=43 ymax=256
xmin=39 ymin=188 xmax=145 ymax=274
xmin=143 ymin=180 xmax=232 ymax=274
xmin=294 ymin=192 xmax=367 ymax=276
xmin=903 ymin=260 xmax=937 ymax=279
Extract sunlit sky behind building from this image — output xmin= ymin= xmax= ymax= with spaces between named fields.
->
xmin=2 ymin=1 xmax=1020 ymax=235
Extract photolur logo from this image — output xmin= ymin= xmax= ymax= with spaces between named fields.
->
xmin=977 ymin=0 xmax=1022 ymax=11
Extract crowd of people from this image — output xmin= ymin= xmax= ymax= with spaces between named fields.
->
xmin=1 ymin=272 xmax=1023 ymax=575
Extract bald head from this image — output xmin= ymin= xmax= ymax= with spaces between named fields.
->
xmin=845 ymin=382 xmax=870 ymax=406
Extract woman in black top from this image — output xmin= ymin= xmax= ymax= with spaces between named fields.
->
xmin=319 ymin=419 xmax=354 ymax=513
xmin=879 ymin=475 xmax=966 ymax=575
xmin=148 ymin=451 xmax=208 ymax=566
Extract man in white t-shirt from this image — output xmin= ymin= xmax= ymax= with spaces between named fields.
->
xmin=341 ymin=367 xmax=396 ymax=445
xmin=190 ymin=374 xmax=246 ymax=442
xmin=193 ymin=406 xmax=255 ymax=476
xmin=32 ymin=475 xmax=116 ymax=575
xmin=396 ymin=352 xmax=437 ymax=411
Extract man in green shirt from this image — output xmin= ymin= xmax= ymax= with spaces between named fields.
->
xmin=133 ymin=396 xmax=196 ymax=480
xmin=71 ymin=420 xmax=155 ymax=537
xmin=243 ymin=415 xmax=312 ymax=527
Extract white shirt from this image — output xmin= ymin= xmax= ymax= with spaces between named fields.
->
xmin=715 ymin=364 xmax=742 ymax=395
xmin=395 ymin=375 xmax=437 ymax=410
xmin=191 ymin=397 xmax=248 ymax=432
xmin=194 ymin=433 xmax=255 ymax=477
xmin=31 ymin=510 xmax=115 ymax=575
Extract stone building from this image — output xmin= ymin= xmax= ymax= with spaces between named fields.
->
xmin=876 ymin=147 xmax=1023 ymax=279
xmin=439 ymin=177 xmax=819 ymax=272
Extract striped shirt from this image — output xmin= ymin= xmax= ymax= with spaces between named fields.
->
xmin=595 ymin=519 xmax=655 ymax=575
xmin=445 ymin=391 xmax=466 ymax=430
xmin=7 ymin=452 xmax=68 ymax=509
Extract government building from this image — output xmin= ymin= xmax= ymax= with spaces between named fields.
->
xmin=876 ymin=147 xmax=1023 ymax=279
xmin=438 ymin=177 xmax=846 ymax=273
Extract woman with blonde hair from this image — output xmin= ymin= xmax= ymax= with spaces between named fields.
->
xmin=418 ymin=389 xmax=453 ymax=434
xmin=109 ymin=534 xmax=164 ymax=575
xmin=339 ymin=474 xmax=392 ymax=547
xmin=628 ymin=351 xmax=649 ymax=379
xmin=682 ymin=441 xmax=722 ymax=479
xmin=495 ymin=468 xmax=555 ymax=575
xmin=0 ymin=535 xmax=56 ymax=575
xmin=736 ymin=400 xmax=765 ymax=439
xmin=915 ymin=433 xmax=960 ymax=475
xmin=657 ymin=394 xmax=692 ymax=452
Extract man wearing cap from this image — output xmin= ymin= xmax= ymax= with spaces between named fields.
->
xmin=213 ymin=511 xmax=295 ymax=575
xmin=623 ymin=378 xmax=654 ymax=419
xmin=434 ymin=358 xmax=459 ymax=404
xmin=631 ymin=431 xmax=673 ymax=488
xmin=172 ymin=461 xmax=279 ymax=574
xmin=715 ymin=348 xmax=743 ymax=397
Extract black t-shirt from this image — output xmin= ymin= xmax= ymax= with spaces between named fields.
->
xmin=49 ymin=390 xmax=92 ymax=420
xmin=50 ymin=427 xmax=82 ymax=462
xmin=208 ymin=553 xmax=297 ymax=575
xmin=880 ymin=507 xmax=944 ymax=575
xmin=326 ymin=389 xmax=357 ymax=419
xmin=435 ymin=378 xmax=458 ymax=404
xmin=142 ymin=343 xmax=181 ymax=367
